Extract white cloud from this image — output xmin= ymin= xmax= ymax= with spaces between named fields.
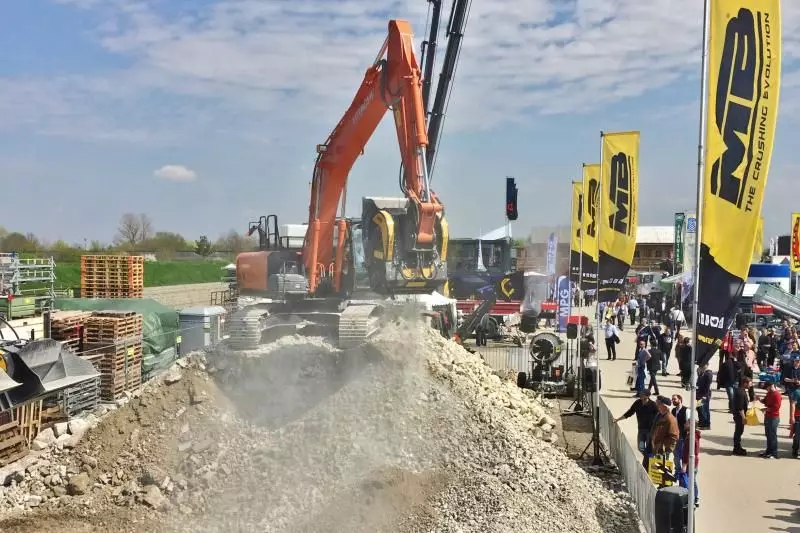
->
xmin=0 ymin=0 xmax=794 ymax=146
xmin=153 ymin=164 xmax=197 ymax=182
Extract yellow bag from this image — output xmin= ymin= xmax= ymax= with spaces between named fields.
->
xmin=745 ymin=407 xmax=760 ymax=426
xmin=647 ymin=454 xmax=675 ymax=487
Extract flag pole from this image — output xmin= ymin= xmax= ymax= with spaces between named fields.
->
xmin=579 ymin=170 xmax=586 ymax=307
xmin=593 ymin=133 xmax=604 ymax=466
xmin=688 ymin=0 xmax=711 ymax=529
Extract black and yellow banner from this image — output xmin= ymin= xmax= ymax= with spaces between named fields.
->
xmin=791 ymin=213 xmax=800 ymax=272
xmin=495 ymin=271 xmax=524 ymax=302
xmin=570 ymin=181 xmax=583 ymax=282
xmin=696 ymin=0 xmax=781 ymax=364
xmin=752 ymin=217 xmax=764 ymax=261
xmin=580 ymin=164 xmax=600 ymax=291
xmin=597 ymin=131 xmax=640 ymax=303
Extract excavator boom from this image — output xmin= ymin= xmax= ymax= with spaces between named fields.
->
xmin=305 ymin=20 xmax=446 ymax=296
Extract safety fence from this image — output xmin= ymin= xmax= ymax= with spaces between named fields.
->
xmin=598 ymin=395 xmax=657 ymax=533
xmin=473 ymin=345 xmax=530 ymax=375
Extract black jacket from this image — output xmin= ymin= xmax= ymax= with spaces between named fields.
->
xmin=621 ymin=399 xmax=659 ymax=431
xmin=672 ymin=405 xmax=688 ymax=438
xmin=696 ymin=369 xmax=713 ymax=398
xmin=717 ymin=359 xmax=739 ymax=388
xmin=732 ymin=387 xmax=749 ymax=416
xmin=647 ymin=348 xmax=663 ymax=373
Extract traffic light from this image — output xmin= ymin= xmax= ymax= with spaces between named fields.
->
xmin=506 ymin=177 xmax=518 ymax=221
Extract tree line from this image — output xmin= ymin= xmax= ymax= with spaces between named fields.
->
xmin=0 ymin=212 xmax=259 ymax=262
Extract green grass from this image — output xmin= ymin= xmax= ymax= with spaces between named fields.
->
xmin=54 ymin=260 xmax=228 ymax=288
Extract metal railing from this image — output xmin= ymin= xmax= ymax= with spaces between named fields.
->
xmin=598 ymin=395 xmax=657 ymax=533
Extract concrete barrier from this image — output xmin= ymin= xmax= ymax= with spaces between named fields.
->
xmin=143 ymin=282 xmax=227 ymax=310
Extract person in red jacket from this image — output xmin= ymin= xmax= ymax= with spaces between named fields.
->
xmin=758 ymin=381 xmax=783 ymax=459
xmin=679 ymin=409 xmax=701 ymax=507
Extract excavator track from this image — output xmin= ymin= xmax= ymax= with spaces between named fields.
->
xmin=227 ymin=307 xmax=265 ymax=351
xmin=338 ymin=304 xmax=382 ymax=349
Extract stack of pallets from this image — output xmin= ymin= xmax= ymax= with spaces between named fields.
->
xmin=80 ymin=255 xmax=144 ymax=298
xmin=0 ymin=411 xmax=28 ymax=466
xmin=12 ymin=399 xmax=42 ymax=447
xmin=84 ymin=311 xmax=144 ymax=401
xmin=50 ymin=310 xmax=92 ymax=352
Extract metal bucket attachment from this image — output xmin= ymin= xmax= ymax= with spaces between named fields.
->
xmin=0 ymin=339 xmax=100 ymax=409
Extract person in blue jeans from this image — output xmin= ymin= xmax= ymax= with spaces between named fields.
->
xmin=696 ymin=363 xmax=714 ymax=429
xmin=614 ymin=390 xmax=658 ymax=466
xmin=679 ymin=411 xmax=701 ymax=508
xmin=635 ymin=339 xmax=649 ymax=396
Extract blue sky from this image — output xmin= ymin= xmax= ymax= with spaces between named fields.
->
xmin=2 ymin=0 xmax=799 ymax=244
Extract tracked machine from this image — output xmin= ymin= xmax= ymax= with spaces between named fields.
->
xmin=229 ymin=20 xmax=451 ymax=350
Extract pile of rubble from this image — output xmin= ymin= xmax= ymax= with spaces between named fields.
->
xmin=0 ymin=316 xmax=640 ymax=533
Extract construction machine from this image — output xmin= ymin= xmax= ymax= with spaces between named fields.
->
xmin=230 ymin=20 xmax=450 ymax=350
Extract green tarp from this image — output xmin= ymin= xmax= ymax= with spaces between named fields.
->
xmin=53 ymin=298 xmax=179 ymax=378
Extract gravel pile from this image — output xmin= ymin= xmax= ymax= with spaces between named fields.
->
xmin=0 ymin=314 xmax=640 ymax=533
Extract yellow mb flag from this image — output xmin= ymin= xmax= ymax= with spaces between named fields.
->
xmin=580 ymin=164 xmax=600 ymax=290
xmin=752 ymin=217 xmax=764 ymax=262
xmin=597 ymin=131 xmax=640 ymax=302
xmin=696 ymin=0 xmax=781 ymax=364
xmin=570 ymin=181 xmax=583 ymax=282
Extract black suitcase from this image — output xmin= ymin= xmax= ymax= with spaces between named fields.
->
xmin=654 ymin=485 xmax=689 ymax=533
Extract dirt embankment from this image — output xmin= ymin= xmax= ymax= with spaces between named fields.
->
xmin=0 ymin=318 xmax=640 ymax=533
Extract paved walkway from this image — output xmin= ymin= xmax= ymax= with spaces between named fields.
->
xmin=596 ymin=319 xmax=799 ymax=532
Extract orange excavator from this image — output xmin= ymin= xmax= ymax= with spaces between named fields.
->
xmin=230 ymin=20 xmax=450 ymax=350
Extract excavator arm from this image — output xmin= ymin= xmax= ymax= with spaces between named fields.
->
xmin=304 ymin=20 xmax=445 ymax=295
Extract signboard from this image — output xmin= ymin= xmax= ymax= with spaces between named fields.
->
xmin=752 ymin=304 xmax=773 ymax=315
xmin=674 ymin=212 xmax=685 ymax=265
xmin=556 ymin=275 xmax=571 ymax=333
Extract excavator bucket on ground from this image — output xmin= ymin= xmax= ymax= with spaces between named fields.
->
xmin=0 ymin=339 xmax=99 ymax=411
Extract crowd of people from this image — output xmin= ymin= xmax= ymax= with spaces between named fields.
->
xmin=595 ymin=292 xmax=800 ymax=508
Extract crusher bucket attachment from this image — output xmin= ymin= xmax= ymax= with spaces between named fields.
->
xmin=0 ymin=339 xmax=100 ymax=411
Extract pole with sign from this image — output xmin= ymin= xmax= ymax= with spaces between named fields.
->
xmin=673 ymin=212 xmax=685 ymax=275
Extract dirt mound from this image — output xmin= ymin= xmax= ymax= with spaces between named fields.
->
xmin=0 ymin=316 xmax=640 ymax=533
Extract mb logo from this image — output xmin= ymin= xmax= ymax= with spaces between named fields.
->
xmin=587 ymin=178 xmax=599 ymax=239
xmin=609 ymin=153 xmax=633 ymax=236
xmin=709 ymin=8 xmax=758 ymax=208
xmin=576 ymin=193 xmax=583 ymax=239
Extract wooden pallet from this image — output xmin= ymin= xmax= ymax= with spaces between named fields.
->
xmin=0 ymin=417 xmax=29 ymax=467
xmin=84 ymin=312 xmax=143 ymax=343
xmin=81 ymin=289 xmax=144 ymax=299
xmin=99 ymin=369 xmax=142 ymax=401
xmin=51 ymin=311 xmax=91 ymax=351
xmin=12 ymin=399 xmax=42 ymax=447
xmin=90 ymin=340 xmax=143 ymax=401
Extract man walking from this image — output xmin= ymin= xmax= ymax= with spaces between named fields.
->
xmin=651 ymin=396 xmax=680 ymax=466
xmin=679 ymin=410 xmax=701 ymax=508
xmin=635 ymin=339 xmax=650 ymax=395
xmin=758 ymin=381 xmax=782 ymax=459
xmin=677 ymin=336 xmax=693 ymax=390
xmin=783 ymin=356 xmax=800 ymax=437
xmin=660 ymin=324 xmax=674 ymax=376
xmin=614 ymin=390 xmax=658 ymax=463
xmin=647 ymin=339 xmax=662 ymax=396
xmin=696 ymin=362 xmax=714 ymax=430
xmin=671 ymin=394 xmax=688 ymax=473
xmin=628 ymin=297 xmax=638 ymax=326
xmin=732 ymin=377 xmax=751 ymax=456
xmin=603 ymin=320 xmax=618 ymax=361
